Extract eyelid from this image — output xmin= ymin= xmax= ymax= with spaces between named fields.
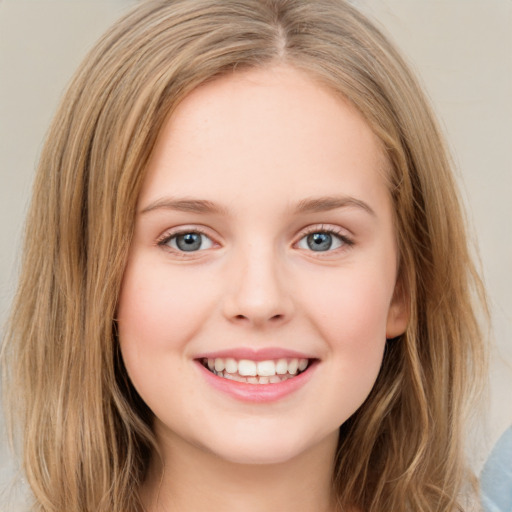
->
xmin=156 ymin=225 xmax=220 ymax=252
xmin=154 ymin=223 xmax=353 ymax=255
xmin=294 ymin=224 xmax=354 ymax=250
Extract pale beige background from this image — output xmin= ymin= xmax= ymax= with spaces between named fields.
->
xmin=1 ymin=0 xmax=511 ymax=509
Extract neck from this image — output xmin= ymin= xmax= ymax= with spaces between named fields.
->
xmin=141 ymin=429 xmax=339 ymax=512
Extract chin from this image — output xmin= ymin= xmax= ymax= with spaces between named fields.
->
xmin=201 ymin=428 xmax=331 ymax=466
xmin=215 ymin=448 xmax=298 ymax=466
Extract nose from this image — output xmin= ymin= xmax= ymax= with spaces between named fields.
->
xmin=222 ymin=243 xmax=294 ymax=328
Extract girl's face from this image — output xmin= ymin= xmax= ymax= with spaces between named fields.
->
xmin=117 ymin=65 xmax=408 ymax=466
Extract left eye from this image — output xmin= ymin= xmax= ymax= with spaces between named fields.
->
xmin=297 ymin=232 xmax=345 ymax=252
xmin=164 ymin=232 xmax=214 ymax=252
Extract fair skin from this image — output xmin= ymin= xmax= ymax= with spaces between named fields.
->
xmin=117 ymin=65 xmax=408 ymax=512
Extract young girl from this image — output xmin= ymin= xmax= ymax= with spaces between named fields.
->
xmin=2 ymin=1 xmax=488 ymax=511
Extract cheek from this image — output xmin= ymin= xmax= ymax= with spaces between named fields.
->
xmin=296 ymin=261 xmax=394 ymax=393
xmin=117 ymin=258 xmax=216 ymax=354
xmin=303 ymin=266 xmax=393 ymax=344
xmin=116 ymin=259 xmax=212 ymax=413
xmin=298 ymin=270 xmax=391 ymax=424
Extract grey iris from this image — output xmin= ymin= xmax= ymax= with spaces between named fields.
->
xmin=176 ymin=233 xmax=202 ymax=251
xmin=307 ymin=233 xmax=332 ymax=251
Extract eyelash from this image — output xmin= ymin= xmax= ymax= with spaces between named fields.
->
xmin=156 ymin=225 xmax=354 ymax=255
xmin=295 ymin=225 xmax=354 ymax=252
xmin=156 ymin=227 xmax=215 ymax=254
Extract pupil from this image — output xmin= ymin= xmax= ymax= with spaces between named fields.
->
xmin=307 ymin=233 xmax=332 ymax=251
xmin=176 ymin=233 xmax=202 ymax=251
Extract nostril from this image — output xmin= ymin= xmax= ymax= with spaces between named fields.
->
xmin=231 ymin=313 xmax=284 ymax=324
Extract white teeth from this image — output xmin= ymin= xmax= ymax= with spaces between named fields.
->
xmin=288 ymin=359 xmax=299 ymax=375
xmin=204 ymin=356 xmax=311 ymax=382
xmin=275 ymin=359 xmax=288 ymax=375
xmin=256 ymin=360 xmax=276 ymax=376
xmin=224 ymin=358 xmax=237 ymax=374
xmin=238 ymin=359 xmax=257 ymax=376
xmin=214 ymin=370 xmax=286 ymax=384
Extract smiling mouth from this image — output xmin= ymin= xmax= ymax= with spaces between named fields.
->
xmin=199 ymin=357 xmax=314 ymax=385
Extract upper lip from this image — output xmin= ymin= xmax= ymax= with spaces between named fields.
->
xmin=194 ymin=347 xmax=317 ymax=361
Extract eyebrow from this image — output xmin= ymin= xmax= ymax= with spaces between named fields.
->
xmin=140 ymin=195 xmax=375 ymax=217
xmin=294 ymin=196 xmax=376 ymax=216
xmin=140 ymin=198 xmax=227 ymax=215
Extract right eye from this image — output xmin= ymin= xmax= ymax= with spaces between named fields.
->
xmin=160 ymin=231 xmax=214 ymax=252
xmin=297 ymin=231 xmax=345 ymax=252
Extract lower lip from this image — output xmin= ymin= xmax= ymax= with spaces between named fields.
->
xmin=195 ymin=360 xmax=318 ymax=403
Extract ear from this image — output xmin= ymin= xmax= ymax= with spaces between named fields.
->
xmin=386 ymin=275 xmax=410 ymax=339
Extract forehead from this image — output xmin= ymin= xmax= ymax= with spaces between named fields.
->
xmin=139 ymin=65 xmax=389 ymax=212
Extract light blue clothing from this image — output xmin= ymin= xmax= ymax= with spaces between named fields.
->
xmin=481 ymin=426 xmax=512 ymax=512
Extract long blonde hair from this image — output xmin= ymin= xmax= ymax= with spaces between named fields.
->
xmin=2 ymin=1 xmax=487 ymax=511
